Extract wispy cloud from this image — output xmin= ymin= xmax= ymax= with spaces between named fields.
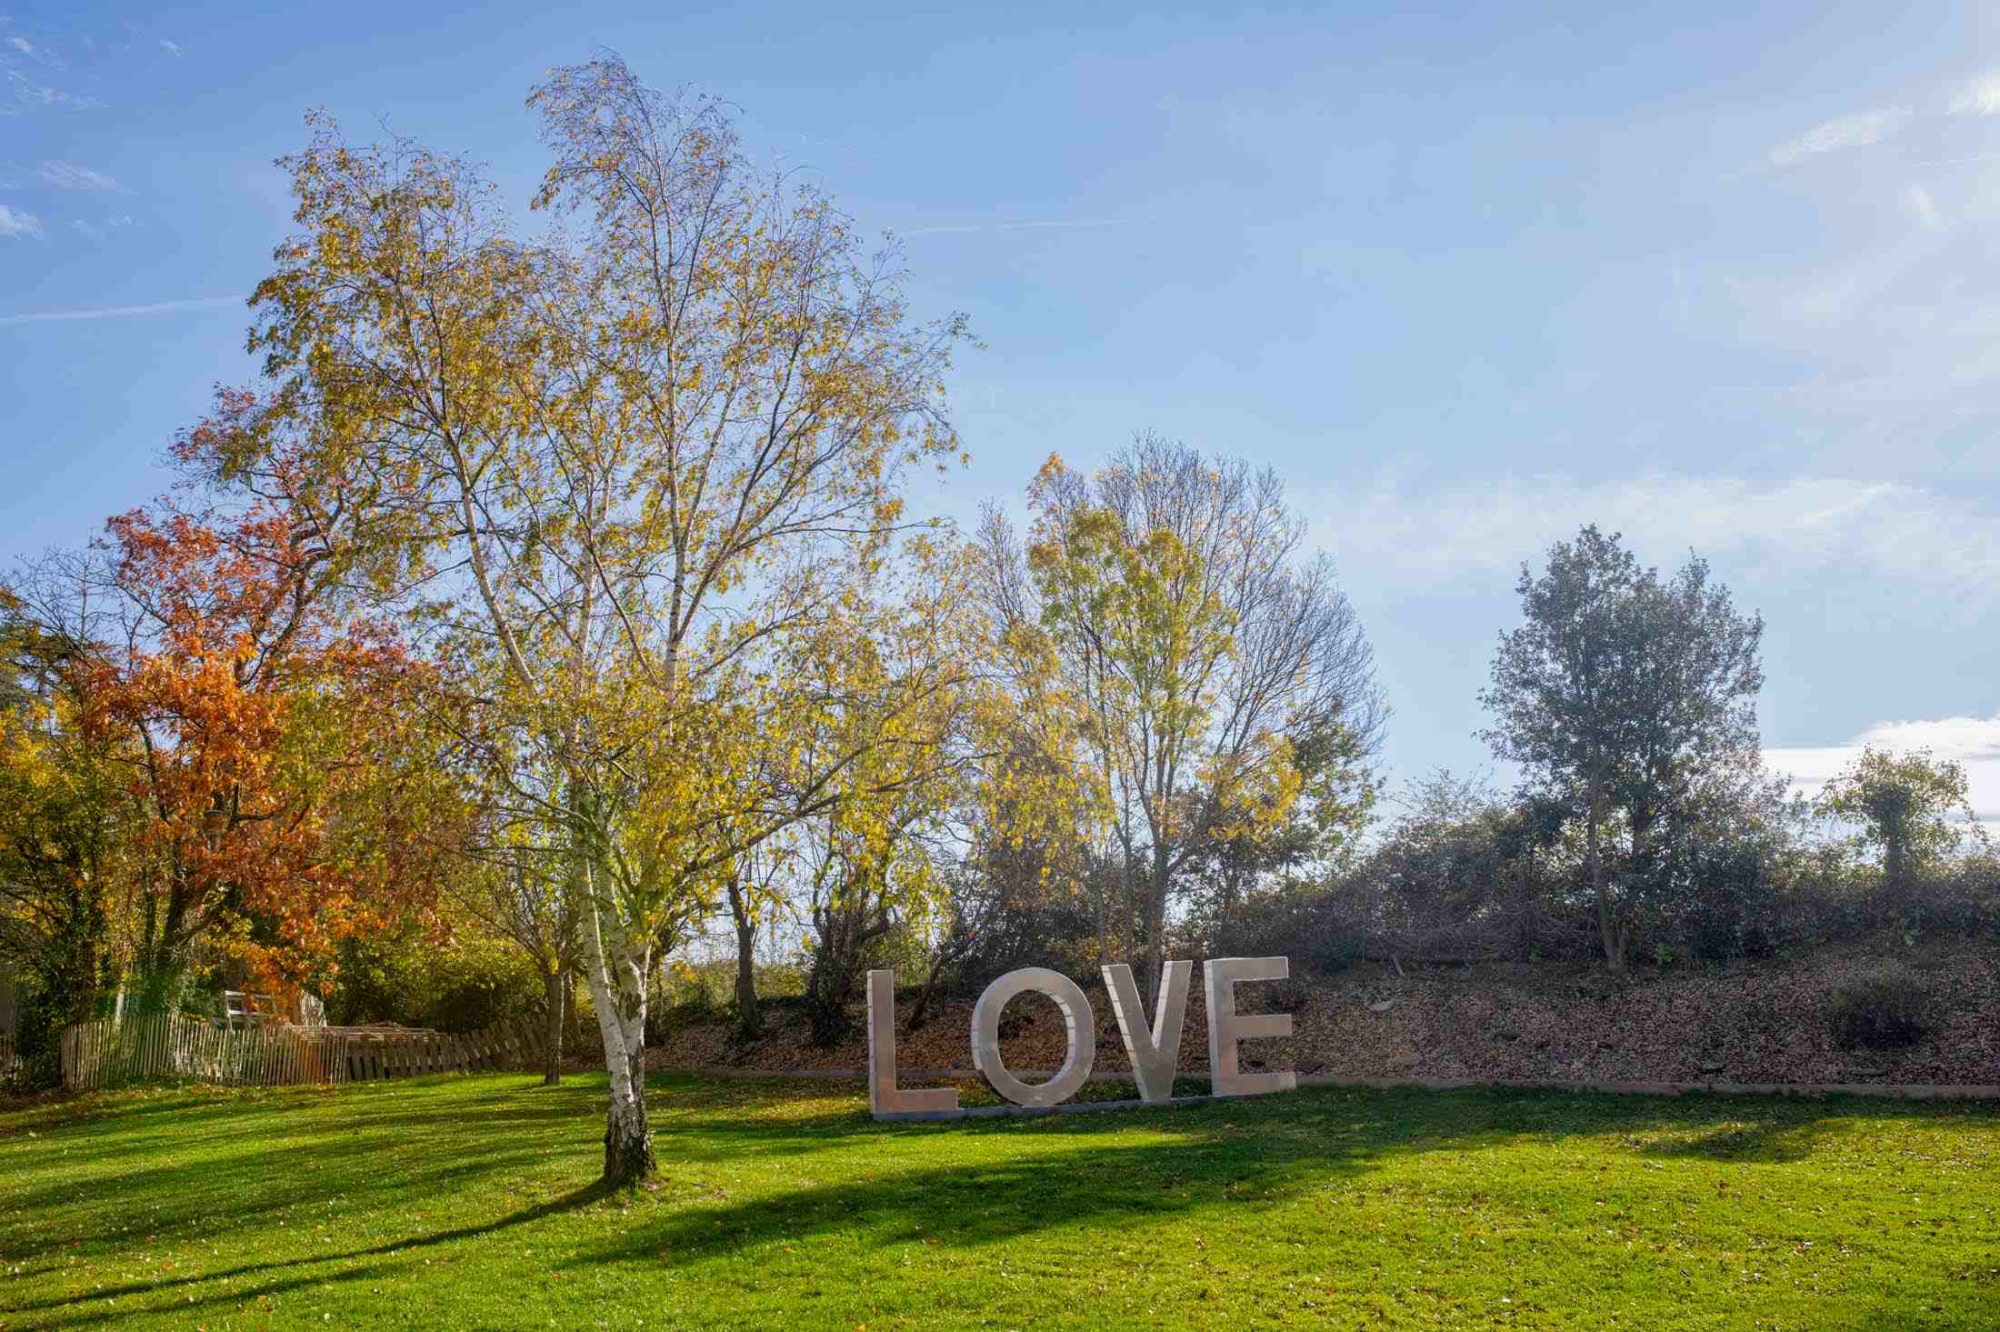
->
xmin=69 ymin=214 xmax=133 ymax=239
xmin=4 ymin=32 xmax=64 ymax=72
xmin=0 ymin=201 xmax=42 ymax=239
xmin=898 ymin=217 xmax=1121 ymax=238
xmin=1767 ymin=108 xmax=1910 ymax=166
xmin=1767 ymin=713 xmax=2000 ymax=825
xmin=158 ymin=39 xmax=182 ymax=58
xmin=1905 ymin=182 xmax=1942 ymax=231
xmin=38 ymin=159 xmax=117 ymax=191
xmin=6 ymin=68 xmax=100 ymax=111
xmin=1949 ymin=72 xmax=2000 ymax=117
xmin=1320 ymin=473 xmax=2000 ymax=615
xmin=0 ymin=294 xmax=241 ymax=326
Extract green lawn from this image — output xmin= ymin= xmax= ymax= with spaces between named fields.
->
xmin=2 ymin=1074 xmax=1998 ymax=1329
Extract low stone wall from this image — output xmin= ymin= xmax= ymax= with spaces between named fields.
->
xmin=648 ymin=940 xmax=2000 ymax=1089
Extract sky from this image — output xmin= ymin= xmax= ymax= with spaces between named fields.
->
xmin=2 ymin=0 xmax=1998 ymax=825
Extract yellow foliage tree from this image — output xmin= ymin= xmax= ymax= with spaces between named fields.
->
xmin=980 ymin=437 xmax=1381 ymax=1003
xmin=242 ymin=58 xmax=967 ymax=1182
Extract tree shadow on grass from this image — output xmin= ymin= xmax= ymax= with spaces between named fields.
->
xmin=1636 ymin=1116 xmax=1833 ymax=1164
xmin=0 ymin=1076 xmax=609 ymax=1263
xmin=10 ymin=1078 xmax=1999 ymax=1326
xmin=9 ymin=1177 xmax=622 ymax=1326
xmin=1620 ymin=1090 xmax=1998 ymax=1165
xmin=570 ymin=1086 xmax=2000 ymax=1272
xmin=607 ymin=1122 xmax=1339 ymax=1269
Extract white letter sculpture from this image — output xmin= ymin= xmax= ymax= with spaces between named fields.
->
xmin=1103 ymin=960 xmax=1191 ymax=1104
xmin=863 ymin=957 xmax=1296 ymax=1120
xmin=1203 ymin=956 xmax=1297 ymax=1097
xmin=866 ymin=969 xmax=959 ymax=1118
xmin=971 ymin=966 xmax=1095 ymax=1106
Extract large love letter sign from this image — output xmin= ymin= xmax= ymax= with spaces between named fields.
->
xmin=864 ymin=957 xmax=1294 ymax=1120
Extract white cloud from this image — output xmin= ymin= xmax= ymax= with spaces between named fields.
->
xmin=0 ymin=201 xmax=41 ymax=238
xmin=6 ymin=36 xmax=29 ymax=55
xmin=1766 ymin=713 xmax=2000 ymax=825
xmin=1950 ymin=73 xmax=2000 ymax=116
xmin=38 ymin=159 xmax=116 ymax=190
xmin=158 ymin=39 xmax=182 ymax=57
xmin=1321 ymin=473 xmax=2000 ymax=614
xmin=1905 ymin=182 xmax=1942 ymax=230
xmin=1767 ymin=108 xmax=1910 ymax=166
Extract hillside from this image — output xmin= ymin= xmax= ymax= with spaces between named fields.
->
xmin=650 ymin=940 xmax=2000 ymax=1089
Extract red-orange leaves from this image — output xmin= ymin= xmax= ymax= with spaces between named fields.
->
xmin=83 ymin=408 xmax=442 ymax=993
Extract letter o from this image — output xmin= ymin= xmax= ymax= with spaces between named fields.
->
xmin=971 ymin=967 xmax=1096 ymax=1107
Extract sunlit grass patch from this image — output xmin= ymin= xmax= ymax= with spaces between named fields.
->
xmin=3 ymin=1075 xmax=1997 ymax=1328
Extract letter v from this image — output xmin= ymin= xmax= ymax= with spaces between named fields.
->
xmin=1103 ymin=960 xmax=1191 ymax=1104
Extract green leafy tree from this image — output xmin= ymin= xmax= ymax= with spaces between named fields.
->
xmin=1818 ymin=748 xmax=1979 ymax=899
xmin=1481 ymin=525 xmax=1763 ymax=972
xmin=0 ymin=605 xmax=130 ymax=1082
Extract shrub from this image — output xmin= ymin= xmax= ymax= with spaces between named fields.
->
xmin=1266 ymin=976 xmax=1311 ymax=1014
xmin=933 ymin=893 xmax=1101 ymax=998
xmin=1826 ymin=965 xmax=1930 ymax=1051
xmin=330 ymin=928 xmax=542 ymax=1033
xmin=1211 ymin=888 xmax=1364 ymax=976
xmin=6 ymin=984 xmax=78 ymax=1091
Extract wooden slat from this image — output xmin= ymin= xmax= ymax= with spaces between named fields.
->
xmin=55 ymin=1014 xmax=537 ymax=1091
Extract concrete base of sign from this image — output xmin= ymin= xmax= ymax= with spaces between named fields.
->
xmin=650 ymin=1062 xmax=2000 ymax=1104
xmin=873 ymin=1094 xmax=1216 ymax=1123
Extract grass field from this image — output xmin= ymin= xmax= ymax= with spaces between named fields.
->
xmin=3 ymin=1074 xmax=1999 ymax=1329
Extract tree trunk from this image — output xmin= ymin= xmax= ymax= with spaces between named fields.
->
xmin=727 ymin=876 xmax=761 ymax=1038
xmin=1884 ymin=829 xmax=1908 ymax=905
xmin=1589 ymin=802 xmax=1624 ymax=974
xmin=541 ymin=965 xmax=565 ymax=1087
xmin=908 ymin=955 xmax=945 ymax=1032
xmin=1515 ymin=851 xmax=1536 ymax=959
xmin=1215 ymin=859 xmax=1243 ymax=945
xmin=1094 ymin=873 xmax=1111 ymax=972
xmin=804 ymin=926 xmax=861 ymax=1048
xmin=1143 ymin=845 xmax=1170 ymax=1007
xmin=581 ymin=863 xmax=654 ymax=1186
xmin=601 ymin=1045 xmax=653 ymax=1184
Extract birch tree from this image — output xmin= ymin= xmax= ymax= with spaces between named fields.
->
xmin=242 ymin=58 xmax=965 ymax=1182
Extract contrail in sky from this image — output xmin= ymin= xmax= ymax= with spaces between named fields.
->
xmin=0 ymin=295 xmax=245 ymax=327
xmin=898 ymin=218 xmax=1121 ymax=237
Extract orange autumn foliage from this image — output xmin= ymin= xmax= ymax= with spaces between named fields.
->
xmin=80 ymin=393 xmax=451 ymax=995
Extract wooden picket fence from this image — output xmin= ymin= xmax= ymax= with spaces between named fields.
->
xmin=59 ymin=1012 xmax=543 ymax=1093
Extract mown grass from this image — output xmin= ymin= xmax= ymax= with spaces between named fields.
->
xmin=2 ymin=1073 xmax=1998 ymax=1329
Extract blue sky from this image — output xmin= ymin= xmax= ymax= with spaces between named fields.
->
xmin=3 ymin=0 xmax=1998 ymax=819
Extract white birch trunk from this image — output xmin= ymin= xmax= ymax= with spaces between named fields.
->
xmin=581 ymin=862 xmax=654 ymax=1183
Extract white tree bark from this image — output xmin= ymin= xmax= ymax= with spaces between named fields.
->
xmin=580 ymin=863 xmax=653 ymax=1183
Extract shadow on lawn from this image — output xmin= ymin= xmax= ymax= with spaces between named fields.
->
xmin=6 ymin=1177 xmax=623 ymax=1326
xmin=576 ymin=1084 xmax=2000 ymax=1270
xmin=10 ymin=1078 xmax=1999 ymax=1326
xmin=0 ymin=1077 xmax=607 ymax=1264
